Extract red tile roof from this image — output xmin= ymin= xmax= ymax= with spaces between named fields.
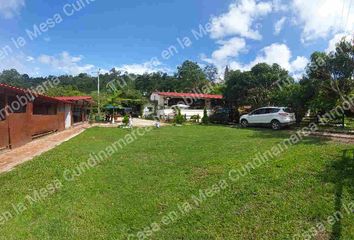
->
xmin=155 ymin=92 xmax=223 ymax=99
xmin=0 ymin=83 xmax=71 ymax=103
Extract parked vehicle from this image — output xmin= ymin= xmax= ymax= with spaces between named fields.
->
xmin=209 ymin=108 xmax=232 ymax=124
xmin=240 ymin=107 xmax=296 ymax=130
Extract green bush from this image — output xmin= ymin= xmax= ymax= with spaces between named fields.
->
xmin=122 ymin=115 xmax=129 ymax=125
xmin=190 ymin=115 xmax=200 ymax=123
xmin=202 ymin=107 xmax=209 ymax=124
xmin=174 ymin=108 xmax=185 ymax=125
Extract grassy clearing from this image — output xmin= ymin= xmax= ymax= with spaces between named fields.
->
xmin=0 ymin=126 xmax=353 ymax=240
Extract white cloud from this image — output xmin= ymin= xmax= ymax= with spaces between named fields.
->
xmin=292 ymin=0 xmax=354 ymax=42
xmin=274 ymin=17 xmax=287 ymax=35
xmin=245 ymin=43 xmax=308 ymax=76
xmin=245 ymin=43 xmax=308 ymax=79
xmin=205 ymin=43 xmax=308 ymax=79
xmin=209 ymin=0 xmax=273 ymax=40
xmin=37 ymin=51 xmax=96 ymax=75
xmin=202 ymin=42 xmax=308 ymax=79
xmin=0 ymin=53 xmax=39 ymax=74
xmin=246 ymin=43 xmax=291 ymax=70
xmin=26 ymin=56 xmax=34 ymax=62
xmin=326 ymin=33 xmax=354 ymax=53
xmin=200 ymin=37 xmax=247 ymax=79
xmin=116 ymin=59 xmax=171 ymax=75
xmin=202 ymin=37 xmax=247 ymax=66
xmin=290 ymin=56 xmax=308 ymax=73
xmin=272 ymin=0 xmax=288 ymax=12
xmin=0 ymin=0 xmax=25 ymax=19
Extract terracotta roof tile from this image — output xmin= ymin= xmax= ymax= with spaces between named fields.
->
xmin=155 ymin=92 xmax=223 ymax=99
xmin=0 ymin=83 xmax=71 ymax=103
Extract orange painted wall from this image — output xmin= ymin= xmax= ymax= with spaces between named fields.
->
xmin=0 ymin=119 xmax=9 ymax=149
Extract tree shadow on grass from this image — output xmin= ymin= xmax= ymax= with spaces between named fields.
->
xmin=321 ymin=149 xmax=354 ymax=240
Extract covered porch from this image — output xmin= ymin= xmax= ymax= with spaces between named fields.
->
xmin=150 ymin=92 xmax=223 ymax=120
xmin=54 ymin=96 xmax=93 ymax=127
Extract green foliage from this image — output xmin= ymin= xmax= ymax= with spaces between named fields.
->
xmin=45 ymin=85 xmax=86 ymax=97
xmin=174 ymin=108 xmax=185 ymax=125
xmin=202 ymin=107 xmax=209 ymax=124
xmin=271 ymin=83 xmax=307 ymax=122
xmin=176 ymin=60 xmax=208 ymax=91
xmin=224 ymin=65 xmax=230 ymax=81
xmin=302 ymin=39 xmax=354 ymax=112
xmin=223 ymin=38 xmax=354 ymax=122
xmin=209 ymin=82 xmax=224 ymax=95
xmin=0 ymin=69 xmax=30 ymax=88
xmin=203 ymin=64 xmax=218 ymax=82
xmin=224 ymin=63 xmax=290 ymax=109
xmin=122 ymin=115 xmax=129 ymax=125
xmin=190 ymin=114 xmax=200 ymax=123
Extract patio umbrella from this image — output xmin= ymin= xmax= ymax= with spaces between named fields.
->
xmin=171 ymin=104 xmax=190 ymax=109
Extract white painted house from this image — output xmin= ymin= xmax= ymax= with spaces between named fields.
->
xmin=150 ymin=92 xmax=223 ymax=120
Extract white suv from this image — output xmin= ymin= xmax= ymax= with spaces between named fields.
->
xmin=240 ymin=107 xmax=296 ymax=130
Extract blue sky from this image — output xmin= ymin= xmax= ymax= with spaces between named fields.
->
xmin=0 ymin=0 xmax=353 ymax=77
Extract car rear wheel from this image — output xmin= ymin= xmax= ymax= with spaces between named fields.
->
xmin=241 ymin=119 xmax=249 ymax=128
xmin=271 ymin=120 xmax=281 ymax=130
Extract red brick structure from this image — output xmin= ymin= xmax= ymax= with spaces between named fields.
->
xmin=0 ymin=84 xmax=92 ymax=150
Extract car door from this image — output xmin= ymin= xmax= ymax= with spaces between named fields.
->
xmin=248 ymin=108 xmax=266 ymax=124
xmin=262 ymin=108 xmax=280 ymax=124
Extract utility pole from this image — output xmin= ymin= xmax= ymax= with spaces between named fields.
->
xmin=98 ymin=68 xmax=101 ymax=116
xmin=93 ymin=69 xmax=101 ymax=116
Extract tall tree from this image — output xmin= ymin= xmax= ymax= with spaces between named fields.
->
xmin=302 ymin=39 xmax=354 ymax=113
xmin=176 ymin=60 xmax=207 ymax=91
xmin=203 ymin=64 xmax=218 ymax=82
xmin=224 ymin=65 xmax=230 ymax=81
xmin=327 ymin=40 xmax=354 ymax=102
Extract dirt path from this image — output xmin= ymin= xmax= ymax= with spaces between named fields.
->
xmin=309 ymin=131 xmax=354 ymax=144
xmin=93 ymin=118 xmax=168 ymax=128
xmin=0 ymin=124 xmax=90 ymax=174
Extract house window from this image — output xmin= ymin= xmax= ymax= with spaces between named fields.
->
xmin=7 ymin=96 xmax=27 ymax=114
xmin=33 ymin=100 xmax=57 ymax=115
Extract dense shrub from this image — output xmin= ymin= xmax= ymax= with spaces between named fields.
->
xmin=202 ymin=107 xmax=209 ymax=124
xmin=122 ymin=115 xmax=129 ymax=125
xmin=190 ymin=115 xmax=200 ymax=123
xmin=174 ymin=108 xmax=185 ymax=125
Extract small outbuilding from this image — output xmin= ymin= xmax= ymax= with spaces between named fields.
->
xmin=0 ymin=83 xmax=92 ymax=150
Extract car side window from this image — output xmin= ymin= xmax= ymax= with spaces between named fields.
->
xmin=267 ymin=108 xmax=280 ymax=114
xmin=283 ymin=108 xmax=293 ymax=113
xmin=252 ymin=109 xmax=266 ymax=115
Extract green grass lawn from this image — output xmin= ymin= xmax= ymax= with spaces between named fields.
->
xmin=0 ymin=126 xmax=353 ymax=240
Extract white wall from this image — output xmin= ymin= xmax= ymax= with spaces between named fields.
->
xmin=157 ymin=109 xmax=211 ymax=120
xmin=64 ymin=104 xmax=72 ymax=129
